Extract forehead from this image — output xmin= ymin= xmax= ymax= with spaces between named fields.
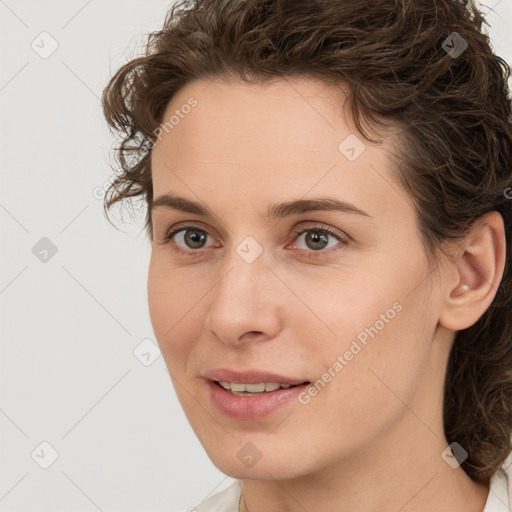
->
xmin=155 ymin=75 xmax=351 ymax=150
xmin=150 ymin=76 xmax=407 ymax=222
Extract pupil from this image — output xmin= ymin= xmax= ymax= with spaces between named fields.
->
xmin=306 ymin=231 xmax=328 ymax=250
xmin=185 ymin=230 xmax=206 ymax=248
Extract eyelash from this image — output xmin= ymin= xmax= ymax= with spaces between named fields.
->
xmin=161 ymin=223 xmax=348 ymax=259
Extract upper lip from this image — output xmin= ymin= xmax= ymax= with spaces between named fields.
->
xmin=204 ymin=368 xmax=310 ymax=385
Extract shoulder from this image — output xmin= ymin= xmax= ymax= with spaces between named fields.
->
xmin=484 ymin=449 xmax=512 ymax=512
xmin=175 ymin=480 xmax=241 ymax=512
xmin=503 ymin=449 xmax=512 ymax=508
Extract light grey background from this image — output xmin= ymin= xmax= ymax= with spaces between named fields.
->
xmin=1 ymin=1 xmax=511 ymax=511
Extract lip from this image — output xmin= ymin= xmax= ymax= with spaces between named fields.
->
xmin=206 ymin=380 xmax=310 ymax=420
xmin=203 ymin=368 xmax=311 ymax=420
xmin=203 ymin=368 xmax=309 ymax=385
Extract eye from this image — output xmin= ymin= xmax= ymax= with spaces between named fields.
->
xmin=289 ymin=224 xmax=348 ymax=258
xmin=162 ymin=224 xmax=216 ymax=255
xmin=159 ymin=222 xmax=348 ymax=258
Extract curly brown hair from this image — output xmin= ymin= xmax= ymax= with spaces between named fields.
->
xmin=101 ymin=0 xmax=512 ymax=483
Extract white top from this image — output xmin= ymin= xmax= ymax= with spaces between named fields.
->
xmin=178 ymin=453 xmax=512 ymax=512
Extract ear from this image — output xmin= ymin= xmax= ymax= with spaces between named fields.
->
xmin=439 ymin=211 xmax=506 ymax=331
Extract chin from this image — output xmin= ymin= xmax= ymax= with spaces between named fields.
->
xmin=204 ymin=441 xmax=313 ymax=481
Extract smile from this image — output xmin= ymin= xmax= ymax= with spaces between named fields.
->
xmin=207 ymin=379 xmax=311 ymax=420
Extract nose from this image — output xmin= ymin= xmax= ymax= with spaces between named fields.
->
xmin=204 ymin=245 xmax=283 ymax=346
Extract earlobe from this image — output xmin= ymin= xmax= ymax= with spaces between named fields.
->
xmin=439 ymin=212 xmax=506 ymax=332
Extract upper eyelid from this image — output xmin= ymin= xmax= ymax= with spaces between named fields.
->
xmin=165 ymin=221 xmax=217 ymax=241
xmin=165 ymin=222 xmax=347 ymax=247
xmin=292 ymin=225 xmax=346 ymax=243
xmin=165 ymin=221 xmax=343 ymax=236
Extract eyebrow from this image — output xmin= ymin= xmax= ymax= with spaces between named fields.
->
xmin=151 ymin=193 xmax=372 ymax=220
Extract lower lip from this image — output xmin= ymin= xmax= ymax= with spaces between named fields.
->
xmin=207 ymin=380 xmax=310 ymax=420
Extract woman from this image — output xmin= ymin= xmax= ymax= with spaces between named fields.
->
xmin=101 ymin=0 xmax=512 ymax=510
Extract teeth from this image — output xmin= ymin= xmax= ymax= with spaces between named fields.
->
xmin=217 ymin=381 xmax=295 ymax=394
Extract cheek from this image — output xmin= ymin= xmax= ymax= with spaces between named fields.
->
xmin=295 ymin=306 xmax=433 ymax=460
xmin=147 ymin=257 xmax=200 ymax=369
xmin=300 ymin=263 xmax=435 ymax=408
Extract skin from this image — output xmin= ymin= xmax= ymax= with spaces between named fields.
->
xmin=147 ymin=76 xmax=505 ymax=512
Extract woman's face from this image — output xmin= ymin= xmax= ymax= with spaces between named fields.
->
xmin=148 ymin=76 xmax=449 ymax=480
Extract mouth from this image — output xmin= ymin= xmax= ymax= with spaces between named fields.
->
xmin=206 ymin=378 xmax=312 ymax=420
xmin=213 ymin=380 xmax=311 ymax=396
